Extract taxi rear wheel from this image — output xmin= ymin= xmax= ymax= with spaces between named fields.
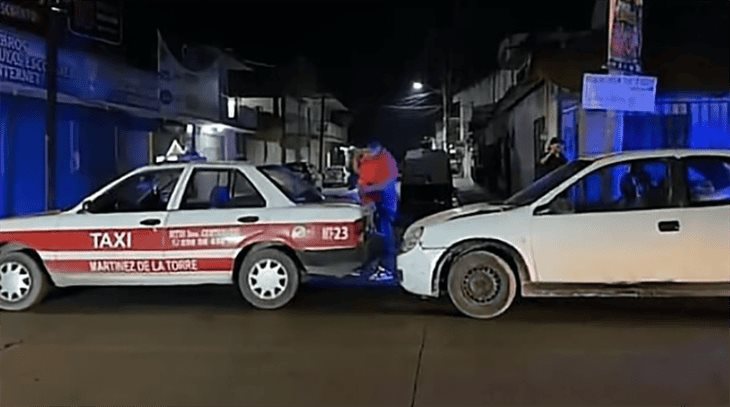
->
xmin=238 ymin=248 xmax=299 ymax=310
xmin=0 ymin=251 xmax=50 ymax=312
xmin=447 ymin=250 xmax=517 ymax=319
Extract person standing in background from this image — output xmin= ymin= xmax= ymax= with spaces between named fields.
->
xmin=357 ymin=140 xmax=399 ymax=282
xmin=538 ymin=138 xmax=568 ymax=179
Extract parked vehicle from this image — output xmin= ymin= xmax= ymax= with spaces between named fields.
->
xmin=323 ymin=165 xmax=350 ymax=188
xmin=398 ymin=149 xmax=730 ymax=319
xmin=284 ymin=162 xmax=322 ymax=189
xmin=399 ymin=148 xmax=457 ymax=228
xmin=0 ymin=159 xmax=374 ymax=311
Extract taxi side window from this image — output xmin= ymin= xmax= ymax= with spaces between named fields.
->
xmin=89 ymin=169 xmax=183 ymax=214
xmin=181 ymin=169 xmax=266 ymax=210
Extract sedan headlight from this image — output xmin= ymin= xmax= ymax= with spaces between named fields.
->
xmin=400 ymin=226 xmax=424 ymax=253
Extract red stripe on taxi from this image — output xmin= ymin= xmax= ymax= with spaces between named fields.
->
xmin=45 ymin=258 xmax=234 ymax=273
xmin=0 ymin=222 xmax=362 ymax=252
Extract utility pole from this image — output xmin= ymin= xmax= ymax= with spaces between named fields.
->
xmin=45 ymin=0 xmax=64 ymax=211
xmin=280 ymin=96 xmax=287 ymax=164
xmin=318 ymin=95 xmax=325 ymax=171
xmin=441 ymin=81 xmax=448 ymax=151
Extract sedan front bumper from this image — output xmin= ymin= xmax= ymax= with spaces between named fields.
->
xmin=397 ymin=245 xmax=444 ymax=297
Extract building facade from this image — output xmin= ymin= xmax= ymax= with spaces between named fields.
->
xmin=456 ymin=29 xmax=729 ymax=196
xmin=0 ymin=20 xmax=258 ymax=218
xmin=0 ymin=21 xmax=161 ymax=217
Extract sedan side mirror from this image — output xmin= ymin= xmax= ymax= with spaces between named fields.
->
xmin=533 ymin=203 xmax=553 ymax=216
xmin=535 ymin=198 xmax=574 ymax=216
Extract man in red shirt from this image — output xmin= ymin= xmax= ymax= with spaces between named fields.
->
xmin=358 ymin=140 xmax=399 ymax=282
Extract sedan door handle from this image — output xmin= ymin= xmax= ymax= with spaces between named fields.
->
xmin=140 ymin=218 xmax=161 ymax=226
xmin=237 ymin=216 xmax=259 ymax=224
xmin=658 ymin=220 xmax=680 ymax=233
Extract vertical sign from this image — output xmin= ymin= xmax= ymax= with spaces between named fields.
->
xmin=607 ymin=0 xmax=643 ymax=73
xmin=68 ymin=0 xmax=123 ymax=45
xmin=0 ymin=1 xmax=46 ymax=35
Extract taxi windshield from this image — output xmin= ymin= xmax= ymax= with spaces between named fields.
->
xmin=258 ymin=165 xmax=324 ymax=204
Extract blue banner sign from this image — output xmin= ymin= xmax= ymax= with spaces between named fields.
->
xmin=0 ymin=24 xmax=158 ymax=111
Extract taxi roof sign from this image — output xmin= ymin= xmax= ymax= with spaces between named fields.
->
xmin=154 ymin=139 xmax=207 ymax=164
xmin=165 ymin=139 xmax=186 ymax=157
xmin=154 ymin=152 xmax=207 ymax=164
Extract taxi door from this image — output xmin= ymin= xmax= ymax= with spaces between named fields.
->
xmin=47 ymin=167 xmax=184 ymax=282
xmin=163 ymin=166 xmax=271 ymax=281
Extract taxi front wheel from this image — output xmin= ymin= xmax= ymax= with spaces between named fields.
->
xmin=0 ymin=251 xmax=51 ymax=312
xmin=238 ymin=248 xmax=300 ymax=310
xmin=447 ymin=250 xmax=517 ymax=319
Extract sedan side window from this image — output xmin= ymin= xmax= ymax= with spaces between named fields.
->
xmin=88 ymin=169 xmax=183 ymax=214
xmin=181 ymin=169 xmax=266 ymax=210
xmin=684 ymin=157 xmax=730 ymax=205
xmin=549 ymin=159 xmax=673 ymax=214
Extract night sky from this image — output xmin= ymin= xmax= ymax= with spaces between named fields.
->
xmin=125 ymin=0 xmax=727 ymax=155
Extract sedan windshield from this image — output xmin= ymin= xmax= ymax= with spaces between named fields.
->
xmin=504 ymin=160 xmax=591 ymax=206
xmin=258 ymin=165 xmax=324 ymax=204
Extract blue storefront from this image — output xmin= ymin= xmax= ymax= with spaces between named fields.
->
xmin=0 ymin=24 xmax=160 ymax=218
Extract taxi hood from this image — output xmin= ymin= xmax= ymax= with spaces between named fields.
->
xmin=0 ymin=210 xmax=64 ymax=232
xmin=410 ymin=202 xmax=513 ymax=229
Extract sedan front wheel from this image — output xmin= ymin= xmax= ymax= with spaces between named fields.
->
xmin=0 ymin=251 xmax=51 ymax=312
xmin=447 ymin=250 xmax=517 ymax=319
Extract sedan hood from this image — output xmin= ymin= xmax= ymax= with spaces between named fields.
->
xmin=411 ymin=202 xmax=513 ymax=229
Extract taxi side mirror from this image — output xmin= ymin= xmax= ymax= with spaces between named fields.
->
xmin=81 ymin=200 xmax=93 ymax=213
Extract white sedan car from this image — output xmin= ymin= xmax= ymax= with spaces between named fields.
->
xmin=398 ymin=149 xmax=730 ymax=319
xmin=0 ymin=161 xmax=373 ymax=311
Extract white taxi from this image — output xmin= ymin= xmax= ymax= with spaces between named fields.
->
xmin=0 ymin=160 xmax=373 ymax=311
xmin=398 ymin=150 xmax=730 ymax=319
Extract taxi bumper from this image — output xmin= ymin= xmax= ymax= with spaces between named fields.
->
xmin=300 ymin=235 xmax=380 ymax=278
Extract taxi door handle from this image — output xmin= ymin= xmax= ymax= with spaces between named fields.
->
xmin=140 ymin=218 xmax=161 ymax=226
xmin=237 ymin=216 xmax=259 ymax=224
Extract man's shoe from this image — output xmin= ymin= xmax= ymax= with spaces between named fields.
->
xmin=369 ymin=268 xmax=395 ymax=282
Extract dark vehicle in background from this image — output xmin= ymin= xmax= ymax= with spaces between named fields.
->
xmin=398 ymin=148 xmax=458 ymax=227
xmin=323 ymin=165 xmax=350 ymax=188
xmin=284 ymin=162 xmax=322 ymax=189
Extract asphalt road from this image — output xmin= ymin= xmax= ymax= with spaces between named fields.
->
xmin=1 ymin=283 xmax=728 ymax=407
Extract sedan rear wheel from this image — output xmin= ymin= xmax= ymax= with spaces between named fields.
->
xmin=447 ymin=251 xmax=516 ymax=319
xmin=238 ymin=248 xmax=299 ymax=310
xmin=0 ymin=251 xmax=50 ymax=312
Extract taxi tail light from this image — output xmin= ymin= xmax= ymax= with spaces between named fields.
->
xmin=355 ymin=218 xmax=366 ymax=242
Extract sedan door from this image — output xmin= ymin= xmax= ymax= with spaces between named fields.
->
xmin=163 ymin=167 xmax=271 ymax=282
xmin=530 ymin=157 xmax=686 ymax=283
xmin=674 ymin=156 xmax=730 ymax=282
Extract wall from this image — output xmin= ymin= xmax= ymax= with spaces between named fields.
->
xmin=454 ymin=70 xmax=518 ymax=110
xmin=0 ymin=93 xmax=154 ymax=217
xmin=240 ymin=97 xmax=275 ymax=113
xmin=245 ymin=138 xmax=266 ymax=165
xmin=567 ymin=93 xmax=730 ymax=156
xmin=509 ymin=84 xmax=548 ymax=192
